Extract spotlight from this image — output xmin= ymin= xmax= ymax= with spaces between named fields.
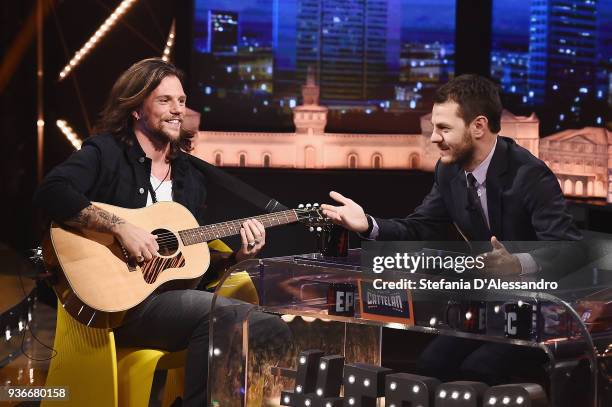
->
xmin=344 ymin=363 xmax=392 ymax=406
xmin=295 ymin=350 xmax=324 ymax=395
xmin=434 ymin=381 xmax=488 ymax=406
xmin=56 ymin=119 xmax=82 ymax=150
xmin=161 ymin=19 xmax=176 ymax=62
xmin=320 ymin=398 xmax=342 ymax=407
xmin=281 ymin=315 xmax=296 ymax=322
xmin=483 ymin=383 xmax=548 ymax=406
xmin=315 ymin=355 xmax=344 ymax=398
xmin=58 ymin=0 xmax=138 ymax=80
xmin=280 ymin=391 xmax=293 ymax=406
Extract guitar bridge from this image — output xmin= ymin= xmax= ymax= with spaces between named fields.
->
xmin=120 ymin=245 xmax=137 ymax=272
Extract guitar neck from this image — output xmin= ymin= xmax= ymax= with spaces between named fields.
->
xmin=178 ymin=210 xmax=298 ymax=246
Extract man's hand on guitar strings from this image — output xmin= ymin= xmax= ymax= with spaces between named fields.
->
xmin=236 ymin=219 xmax=266 ymax=263
xmin=112 ymin=222 xmax=159 ymax=262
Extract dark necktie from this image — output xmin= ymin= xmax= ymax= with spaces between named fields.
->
xmin=466 ymin=173 xmax=491 ymax=241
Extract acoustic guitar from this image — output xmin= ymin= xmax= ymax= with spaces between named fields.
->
xmin=42 ymin=201 xmax=327 ymax=328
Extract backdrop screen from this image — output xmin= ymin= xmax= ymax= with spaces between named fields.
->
xmin=189 ymin=0 xmax=456 ymax=133
xmin=491 ymin=0 xmax=612 ymax=136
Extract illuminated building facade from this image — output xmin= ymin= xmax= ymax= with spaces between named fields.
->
xmin=191 ymin=75 xmax=612 ymax=203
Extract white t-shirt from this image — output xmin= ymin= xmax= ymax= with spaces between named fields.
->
xmin=146 ymin=174 xmax=173 ymax=206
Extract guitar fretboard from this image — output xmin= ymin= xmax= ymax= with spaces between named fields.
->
xmin=178 ymin=210 xmax=299 ymax=246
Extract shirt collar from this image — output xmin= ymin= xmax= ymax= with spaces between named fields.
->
xmin=465 ymin=136 xmax=497 ymax=186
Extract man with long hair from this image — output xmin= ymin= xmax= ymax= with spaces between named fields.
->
xmin=35 ymin=58 xmax=289 ymax=406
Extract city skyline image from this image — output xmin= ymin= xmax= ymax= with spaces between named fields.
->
xmin=190 ymin=0 xmax=611 ymax=137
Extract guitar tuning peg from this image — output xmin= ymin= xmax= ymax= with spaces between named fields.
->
xmin=313 ymin=203 xmax=319 ymax=207
xmin=306 ymin=203 xmax=312 ymax=208
xmin=309 ymin=227 xmax=314 ymax=232
xmin=316 ymin=226 xmax=322 ymax=232
xmin=298 ymin=204 xmax=304 ymax=209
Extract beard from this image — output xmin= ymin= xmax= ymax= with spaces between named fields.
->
xmin=441 ymin=129 xmax=476 ymax=168
xmin=138 ymin=115 xmax=183 ymax=146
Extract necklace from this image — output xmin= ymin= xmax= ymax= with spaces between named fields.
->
xmin=152 ymin=164 xmax=171 ymax=193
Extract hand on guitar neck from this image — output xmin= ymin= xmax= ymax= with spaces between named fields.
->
xmin=65 ymin=204 xmax=160 ymax=262
xmin=235 ymin=219 xmax=266 ymax=263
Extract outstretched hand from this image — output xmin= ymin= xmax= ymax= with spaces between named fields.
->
xmin=320 ymin=191 xmax=369 ymax=233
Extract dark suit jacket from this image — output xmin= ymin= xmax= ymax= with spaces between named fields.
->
xmin=374 ymin=136 xmax=582 ymax=242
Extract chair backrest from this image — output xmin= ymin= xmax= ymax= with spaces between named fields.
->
xmin=43 ymin=302 xmax=118 ymax=407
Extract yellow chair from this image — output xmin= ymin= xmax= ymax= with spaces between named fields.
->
xmin=43 ymin=240 xmax=258 ymax=407
xmin=43 ymin=300 xmax=185 ymax=407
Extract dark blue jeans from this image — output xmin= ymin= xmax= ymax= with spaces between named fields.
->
xmin=114 ymin=289 xmax=291 ymax=407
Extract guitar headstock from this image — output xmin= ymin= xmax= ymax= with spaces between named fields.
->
xmin=295 ymin=203 xmax=332 ymax=232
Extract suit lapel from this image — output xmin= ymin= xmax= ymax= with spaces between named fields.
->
xmin=485 ymin=137 xmax=510 ymax=239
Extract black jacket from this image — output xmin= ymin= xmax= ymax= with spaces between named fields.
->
xmin=374 ymin=136 xmax=582 ymax=242
xmin=34 ymin=133 xmax=208 ymax=224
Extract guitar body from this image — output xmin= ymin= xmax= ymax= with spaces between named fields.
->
xmin=42 ymin=201 xmax=210 ymax=328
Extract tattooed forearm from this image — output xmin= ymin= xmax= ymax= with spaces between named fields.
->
xmin=64 ymin=204 xmax=126 ymax=234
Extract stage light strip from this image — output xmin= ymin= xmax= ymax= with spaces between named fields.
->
xmin=58 ymin=0 xmax=138 ymax=80
xmin=56 ymin=119 xmax=82 ymax=150
xmin=161 ymin=19 xmax=176 ymax=62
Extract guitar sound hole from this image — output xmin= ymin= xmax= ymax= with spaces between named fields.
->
xmin=152 ymin=228 xmax=179 ymax=256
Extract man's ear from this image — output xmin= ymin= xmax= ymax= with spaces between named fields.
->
xmin=471 ymin=115 xmax=488 ymax=139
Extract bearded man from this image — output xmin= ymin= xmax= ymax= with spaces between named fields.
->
xmin=322 ymin=74 xmax=581 ymax=273
xmin=321 ymin=74 xmax=583 ymax=385
xmin=35 ymin=58 xmax=289 ymax=406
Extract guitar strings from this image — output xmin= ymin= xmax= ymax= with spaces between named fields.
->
xmin=152 ymin=210 xmax=306 ymax=243
xmin=131 ymin=208 xmax=329 ymax=257
xmin=150 ymin=208 xmax=326 ymax=246
xmin=153 ymin=215 xmax=301 ymax=244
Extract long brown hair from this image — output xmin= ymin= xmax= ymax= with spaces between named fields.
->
xmin=93 ymin=58 xmax=194 ymax=158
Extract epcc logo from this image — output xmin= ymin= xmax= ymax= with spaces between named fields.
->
xmin=504 ymin=301 xmax=537 ymax=340
xmin=327 ymin=283 xmax=356 ymax=316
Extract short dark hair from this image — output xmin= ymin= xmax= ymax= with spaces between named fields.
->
xmin=93 ymin=58 xmax=194 ymax=158
xmin=434 ymin=74 xmax=502 ymax=133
